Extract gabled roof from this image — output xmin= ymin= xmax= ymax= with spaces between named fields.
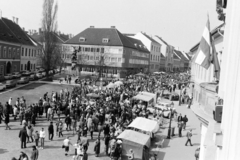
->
xmin=1 ymin=18 xmax=34 ymax=46
xmin=160 ymin=53 xmax=166 ymax=58
xmin=142 ymin=32 xmax=159 ymax=44
xmin=31 ymin=32 xmax=65 ymax=44
xmin=174 ymin=50 xmax=189 ymax=61
xmin=126 ymin=37 xmax=150 ymax=53
xmin=173 ymin=51 xmax=181 ymax=59
xmin=155 ymin=35 xmax=169 ymax=45
xmin=65 ymin=28 xmax=150 ymax=52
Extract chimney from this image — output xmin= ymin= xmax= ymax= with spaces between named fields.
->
xmin=39 ymin=28 xmax=42 ymax=34
xmin=111 ymin=26 xmax=115 ymax=29
xmin=0 ymin=10 xmax=2 ymax=19
xmin=16 ymin=17 xmax=18 ymax=24
xmin=90 ymin=26 xmax=94 ymax=28
xmin=22 ymin=27 xmax=25 ymax=31
xmin=12 ymin=16 xmax=15 ymax=23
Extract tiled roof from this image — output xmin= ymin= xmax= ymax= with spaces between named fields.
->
xmin=142 ymin=32 xmax=160 ymax=44
xmin=1 ymin=18 xmax=34 ymax=46
xmin=155 ymin=35 xmax=168 ymax=45
xmin=173 ymin=51 xmax=181 ymax=59
xmin=126 ymin=37 xmax=150 ymax=53
xmin=31 ymin=32 xmax=65 ymax=44
xmin=65 ymin=28 xmax=150 ymax=53
xmin=0 ymin=18 xmax=23 ymax=44
xmin=174 ymin=50 xmax=189 ymax=61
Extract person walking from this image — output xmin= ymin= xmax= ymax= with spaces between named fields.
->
xmin=33 ymin=131 xmax=40 ymax=148
xmin=185 ymin=130 xmax=193 ymax=146
xmin=47 ymin=107 xmax=53 ymax=121
xmin=2 ymin=110 xmax=11 ymax=130
xmin=30 ymin=146 xmax=39 ymax=160
xmin=63 ymin=137 xmax=72 ymax=156
xmin=178 ymin=121 xmax=183 ymax=137
xmin=19 ymin=126 xmax=28 ymax=149
xmin=65 ymin=115 xmax=72 ymax=131
xmin=104 ymin=134 xmax=110 ymax=156
xmin=27 ymin=124 xmax=34 ymax=143
xmin=182 ymin=115 xmax=188 ymax=130
xmin=39 ymin=128 xmax=46 ymax=149
xmin=48 ymin=122 xmax=54 ymax=140
xmin=94 ymin=137 xmax=101 ymax=157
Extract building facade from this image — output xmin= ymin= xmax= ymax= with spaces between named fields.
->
xmin=189 ymin=24 xmax=224 ymax=160
xmin=64 ymin=27 xmax=150 ymax=78
xmin=131 ymin=32 xmax=161 ymax=73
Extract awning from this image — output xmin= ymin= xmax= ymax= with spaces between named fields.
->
xmin=133 ymin=94 xmax=153 ymax=102
xmin=128 ymin=117 xmax=159 ymax=134
xmin=117 ymin=130 xmax=151 ymax=148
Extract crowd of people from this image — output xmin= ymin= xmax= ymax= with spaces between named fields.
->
xmin=0 ymin=72 xmax=192 ymax=160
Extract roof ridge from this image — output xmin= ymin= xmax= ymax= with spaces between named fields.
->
xmin=115 ymin=29 xmax=123 ymax=46
xmin=1 ymin=18 xmax=21 ymax=44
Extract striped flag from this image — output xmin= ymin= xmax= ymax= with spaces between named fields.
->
xmin=195 ymin=18 xmax=211 ymax=69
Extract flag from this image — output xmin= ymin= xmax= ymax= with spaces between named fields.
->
xmin=194 ymin=18 xmax=211 ymax=69
xmin=211 ymin=36 xmax=221 ymax=80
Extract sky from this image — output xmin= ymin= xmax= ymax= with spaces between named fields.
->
xmin=0 ymin=0 xmax=222 ymax=51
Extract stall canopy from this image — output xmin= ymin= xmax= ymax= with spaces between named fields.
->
xmin=117 ymin=130 xmax=151 ymax=148
xmin=128 ymin=117 xmax=159 ymax=134
xmin=132 ymin=94 xmax=153 ymax=102
xmin=117 ymin=130 xmax=150 ymax=160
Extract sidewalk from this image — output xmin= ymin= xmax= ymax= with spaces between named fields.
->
xmin=154 ymin=95 xmax=201 ymax=160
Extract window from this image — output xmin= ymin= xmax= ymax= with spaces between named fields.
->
xmin=90 ymin=56 xmax=93 ymax=60
xmin=17 ymin=49 xmax=20 ymax=57
xmin=21 ymin=64 xmax=23 ymax=71
xmin=118 ymin=58 xmax=122 ymax=62
xmin=151 ymin=45 xmax=153 ymax=51
xmin=25 ymin=48 xmax=27 ymax=56
xmin=12 ymin=48 xmax=16 ymax=58
xmin=95 ymin=56 xmax=99 ymax=60
xmin=32 ymin=49 xmax=34 ymax=57
xmin=102 ymin=38 xmax=109 ymax=43
xmin=97 ymin=48 xmax=100 ymax=52
xmin=101 ymin=48 xmax=104 ymax=53
xmin=29 ymin=49 xmax=31 ymax=56
xmin=79 ymin=37 xmax=86 ymax=42
xmin=3 ymin=47 xmax=6 ymax=58
xmin=22 ymin=48 xmax=24 ymax=56
xmin=34 ymin=50 xmax=36 ymax=57
xmin=91 ymin=48 xmax=94 ymax=52
xmin=8 ymin=48 xmax=12 ymax=58
xmin=25 ymin=64 xmax=27 ymax=70
xmin=0 ymin=65 xmax=3 ymax=75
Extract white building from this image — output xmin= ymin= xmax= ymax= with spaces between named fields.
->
xmin=131 ymin=32 xmax=162 ymax=73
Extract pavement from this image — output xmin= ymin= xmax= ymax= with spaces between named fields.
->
xmin=0 ymin=82 xmax=201 ymax=160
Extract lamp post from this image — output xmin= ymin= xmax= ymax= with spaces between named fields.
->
xmin=167 ymin=101 xmax=175 ymax=139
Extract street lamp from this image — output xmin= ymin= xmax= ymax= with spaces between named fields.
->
xmin=167 ymin=101 xmax=175 ymax=139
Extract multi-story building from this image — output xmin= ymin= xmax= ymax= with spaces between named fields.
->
xmin=130 ymin=32 xmax=162 ymax=73
xmin=189 ymin=23 xmax=224 ymax=160
xmin=154 ymin=36 xmax=174 ymax=71
xmin=31 ymin=28 xmax=70 ymax=69
xmin=174 ymin=49 xmax=190 ymax=71
xmin=64 ymin=26 xmax=150 ymax=78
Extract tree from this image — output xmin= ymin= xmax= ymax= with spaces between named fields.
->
xmin=40 ymin=0 xmax=59 ymax=77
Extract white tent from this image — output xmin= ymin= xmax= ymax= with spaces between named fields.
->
xmin=117 ymin=130 xmax=150 ymax=160
xmin=128 ymin=117 xmax=159 ymax=137
xmin=106 ymin=82 xmax=115 ymax=88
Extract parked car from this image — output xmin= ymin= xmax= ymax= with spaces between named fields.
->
xmin=42 ymin=71 xmax=46 ymax=77
xmin=22 ymin=71 xmax=31 ymax=76
xmin=12 ymin=72 xmax=22 ymax=79
xmin=36 ymin=73 xmax=43 ymax=79
xmin=4 ymin=74 xmax=13 ymax=80
xmin=18 ymin=77 xmax=29 ymax=84
xmin=29 ymin=74 xmax=38 ymax=81
xmin=6 ymin=80 xmax=17 ymax=88
xmin=0 ymin=83 xmax=6 ymax=91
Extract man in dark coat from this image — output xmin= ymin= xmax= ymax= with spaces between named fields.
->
xmin=48 ymin=122 xmax=54 ymax=140
xmin=19 ymin=126 xmax=28 ymax=148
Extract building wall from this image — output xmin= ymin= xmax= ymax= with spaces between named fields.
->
xmin=62 ymin=44 xmax=149 ymax=77
xmin=20 ymin=45 xmax=38 ymax=71
xmin=0 ymin=41 xmax=21 ymax=77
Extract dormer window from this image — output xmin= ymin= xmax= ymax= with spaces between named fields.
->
xmin=102 ymin=38 xmax=109 ymax=43
xmin=79 ymin=37 xmax=86 ymax=42
xmin=134 ymin=43 xmax=137 ymax=47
